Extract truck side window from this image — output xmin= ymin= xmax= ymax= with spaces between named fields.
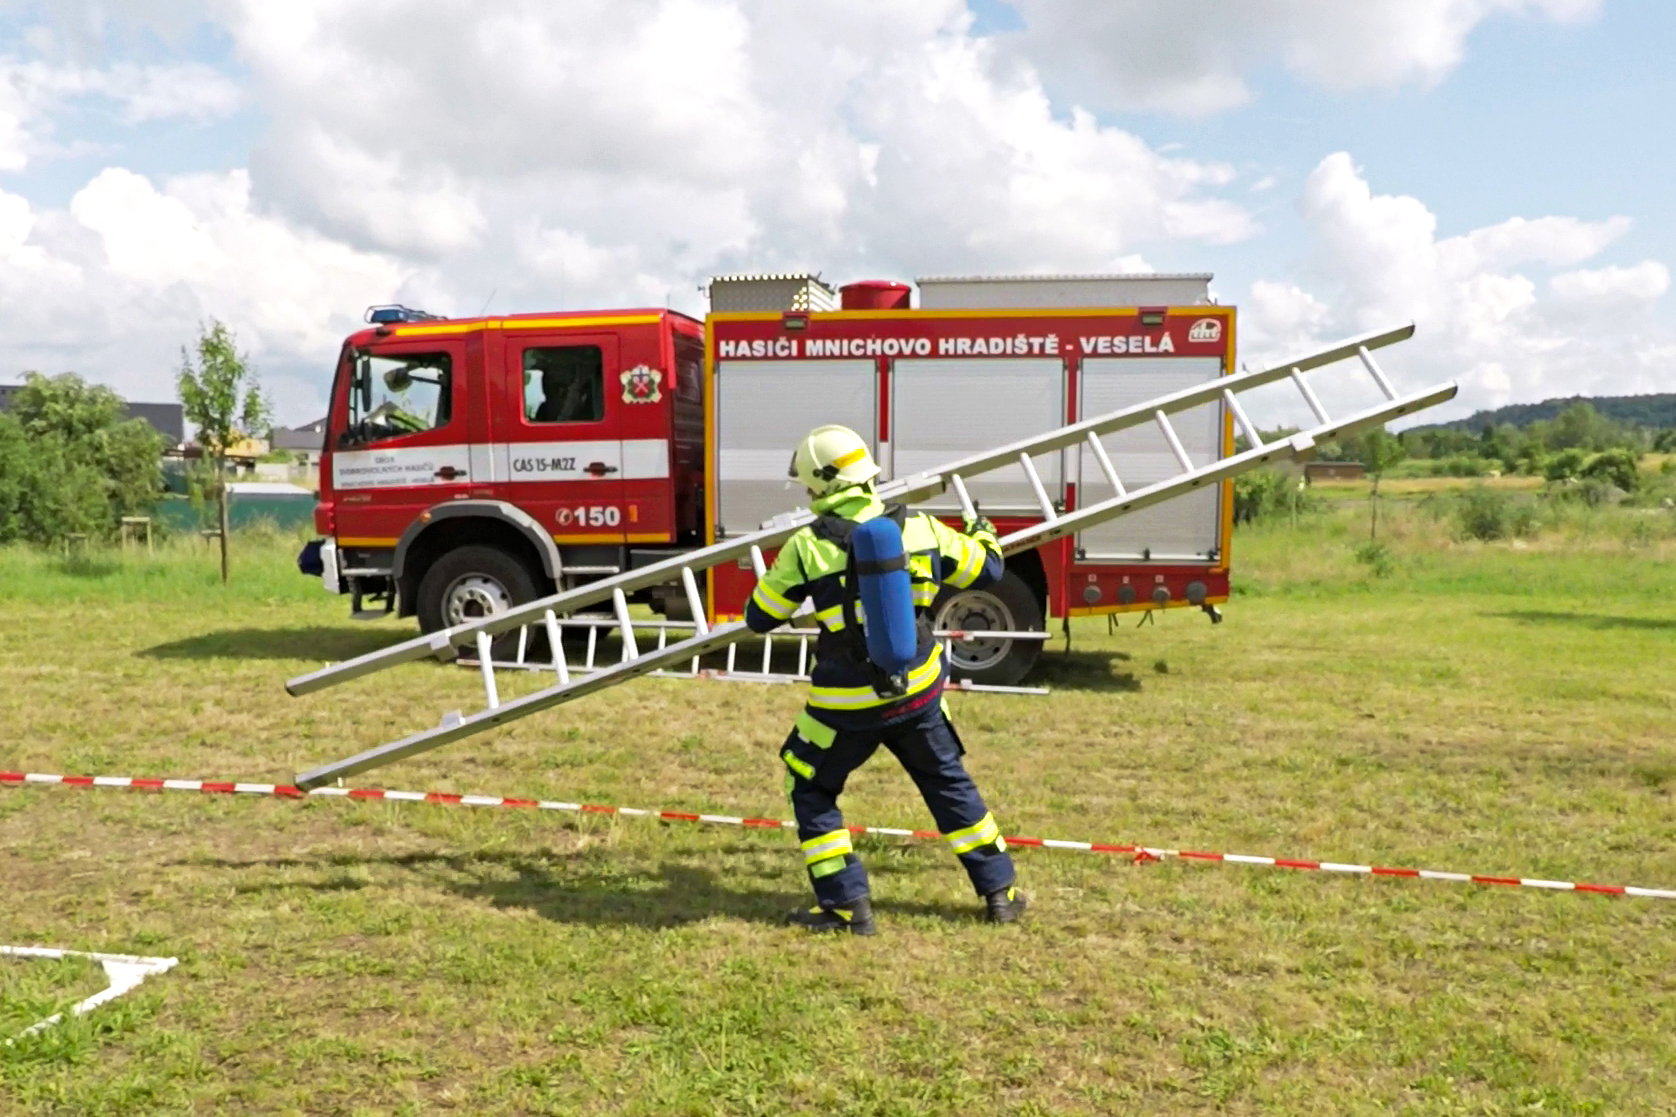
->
xmin=524 ymin=346 xmax=604 ymax=424
xmin=343 ymin=352 xmax=452 ymax=447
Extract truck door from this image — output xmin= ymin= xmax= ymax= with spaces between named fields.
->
xmin=329 ymin=337 xmax=477 ymax=551
xmin=493 ymin=332 xmax=629 ymax=545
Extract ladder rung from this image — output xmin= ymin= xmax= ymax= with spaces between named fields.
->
xmin=681 ymin=566 xmax=709 ymax=636
xmin=949 ymin=473 xmax=978 ymax=522
xmin=542 ymin=609 xmax=569 ymax=684
xmin=1018 ymin=453 xmax=1055 ymax=520
xmin=1291 ymin=368 xmax=1331 ymax=425
xmin=1154 ymin=410 xmax=1194 ymax=473
xmin=611 ymin=588 xmax=638 ymax=661
xmin=1223 ymin=388 xmax=1264 ymax=452
xmin=1357 ymin=344 xmax=1398 ymax=401
xmin=476 ymin=631 xmax=499 ymax=709
xmin=1084 ymin=431 xmax=1124 ymax=496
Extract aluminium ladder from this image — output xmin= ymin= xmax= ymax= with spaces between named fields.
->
xmin=471 ymin=613 xmax=1055 ymax=694
xmin=289 ymin=323 xmax=1456 ymax=789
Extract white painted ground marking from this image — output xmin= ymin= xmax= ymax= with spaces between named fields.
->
xmin=1 ymin=945 xmax=178 ymax=1042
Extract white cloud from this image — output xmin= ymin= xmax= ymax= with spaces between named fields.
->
xmin=101 ymin=61 xmax=243 ymax=122
xmin=0 ymin=187 xmax=33 ymax=255
xmin=1243 ymin=279 xmax=1331 ymax=359
xmin=1464 ymin=214 xmax=1630 ymax=269
xmin=0 ymin=0 xmax=1656 ymax=431
xmin=3 ymin=2 xmax=1260 ymax=417
xmin=1550 ymin=261 xmax=1670 ymax=303
xmin=1000 ymin=0 xmax=1603 ymax=114
xmin=223 ymin=0 xmax=1255 ymax=298
xmin=0 ymin=166 xmax=409 ymax=420
xmin=0 ymin=0 xmax=1242 ymax=425
xmin=0 ymin=55 xmax=243 ymax=171
xmin=1241 ymin=153 xmax=1670 ymax=425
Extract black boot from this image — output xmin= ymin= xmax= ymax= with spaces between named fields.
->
xmin=985 ymin=885 xmax=1028 ymax=924
xmin=784 ymin=896 xmax=877 ymax=935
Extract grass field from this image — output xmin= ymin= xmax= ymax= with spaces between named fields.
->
xmin=3 ymin=504 xmax=1676 ymax=1115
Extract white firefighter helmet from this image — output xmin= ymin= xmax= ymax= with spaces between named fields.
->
xmin=788 ymin=424 xmax=880 ymax=496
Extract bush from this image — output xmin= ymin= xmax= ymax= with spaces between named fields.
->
xmin=1233 ymin=469 xmax=1319 ymax=525
xmin=1544 ymin=447 xmax=1590 ymax=483
xmin=1353 ymin=539 xmax=1395 ymax=577
xmin=1580 ymin=447 xmax=1640 ymax=492
xmin=1454 ymin=486 xmax=1539 ymax=541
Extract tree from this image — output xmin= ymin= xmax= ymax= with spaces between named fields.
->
xmin=1547 ymin=402 xmax=1619 ymax=451
xmin=1580 ymin=448 xmax=1641 ymax=493
xmin=178 ymin=321 xmax=269 ymax=583
xmin=1358 ymin=428 xmax=1406 ymax=540
xmin=0 ymin=372 xmax=163 ymax=545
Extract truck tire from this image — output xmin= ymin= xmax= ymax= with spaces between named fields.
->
xmin=416 ymin=545 xmax=540 ymax=659
xmin=932 ymin=570 xmax=1045 ymax=687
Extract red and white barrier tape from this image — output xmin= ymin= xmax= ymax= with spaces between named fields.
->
xmin=5 ymin=770 xmax=1673 ymax=900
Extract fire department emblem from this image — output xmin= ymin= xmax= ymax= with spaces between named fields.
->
xmin=620 ymin=364 xmax=662 ymax=404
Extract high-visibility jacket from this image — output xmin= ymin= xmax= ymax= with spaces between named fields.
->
xmin=744 ymin=486 xmax=1004 ymax=727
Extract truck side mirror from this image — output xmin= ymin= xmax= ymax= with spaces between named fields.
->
xmin=357 ymin=355 xmax=373 ymax=414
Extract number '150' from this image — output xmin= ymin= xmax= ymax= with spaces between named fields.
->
xmin=555 ymin=506 xmax=622 ymax=527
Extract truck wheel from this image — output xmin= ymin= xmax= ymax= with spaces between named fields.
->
xmin=932 ymin=570 xmax=1045 ymax=687
xmin=416 ymin=545 xmax=540 ymax=659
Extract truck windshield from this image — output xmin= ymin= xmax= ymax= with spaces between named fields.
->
xmin=341 ymin=351 xmax=452 ymax=446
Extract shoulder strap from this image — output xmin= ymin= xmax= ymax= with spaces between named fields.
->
xmin=809 ymin=513 xmax=856 ymax=548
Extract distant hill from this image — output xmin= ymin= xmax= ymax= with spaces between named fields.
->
xmin=1411 ymin=393 xmax=1676 ymax=434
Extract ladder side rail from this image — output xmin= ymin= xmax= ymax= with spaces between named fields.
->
xmin=1000 ymin=382 xmax=1457 ymax=555
xmin=298 ymin=622 xmax=1062 ymax=791
xmin=295 ymin=621 xmax=756 ymax=788
xmin=286 ymin=324 xmax=1418 ymax=698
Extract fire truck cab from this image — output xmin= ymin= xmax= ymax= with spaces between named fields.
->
xmin=307 ymin=274 xmax=1236 ymax=686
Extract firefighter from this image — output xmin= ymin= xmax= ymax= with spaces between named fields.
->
xmin=744 ymin=424 xmax=1027 ymax=934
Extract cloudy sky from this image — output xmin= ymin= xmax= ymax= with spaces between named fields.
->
xmin=0 ymin=0 xmax=1669 ymax=426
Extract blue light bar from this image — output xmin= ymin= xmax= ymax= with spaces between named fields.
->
xmin=366 ymin=305 xmax=444 ymax=324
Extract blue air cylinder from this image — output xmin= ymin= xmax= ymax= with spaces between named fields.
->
xmin=851 ymin=516 xmax=918 ymax=676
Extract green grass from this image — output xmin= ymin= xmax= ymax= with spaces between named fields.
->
xmin=1 ymin=956 xmax=105 ymax=1038
xmin=3 ymin=506 xmax=1676 ymax=1114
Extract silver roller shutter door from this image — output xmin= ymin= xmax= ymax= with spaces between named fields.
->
xmin=890 ymin=358 xmax=1064 ymax=514
xmin=1077 ymin=357 xmax=1224 ymax=561
xmin=715 ymin=359 xmax=875 ymax=536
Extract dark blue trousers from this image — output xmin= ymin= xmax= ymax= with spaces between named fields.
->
xmin=780 ymin=697 xmax=1016 ymax=908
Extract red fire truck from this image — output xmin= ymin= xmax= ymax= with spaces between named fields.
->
xmin=306 ymin=273 xmax=1235 ymax=685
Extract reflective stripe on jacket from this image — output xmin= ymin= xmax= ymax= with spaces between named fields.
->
xmin=744 ymin=486 xmax=1004 ymax=725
